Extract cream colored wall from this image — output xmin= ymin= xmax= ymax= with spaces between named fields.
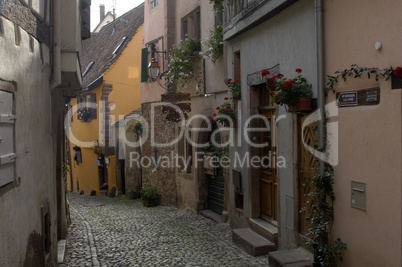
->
xmin=173 ymin=0 xmax=229 ymax=210
xmin=325 ymin=1 xmax=402 ymax=266
xmin=140 ymin=0 xmax=167 ymax=104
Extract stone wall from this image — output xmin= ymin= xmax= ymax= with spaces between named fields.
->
xmin=140 ymin=103 xmax=177 ymax=205
xmin=124 ymin=120 xmax=142 ymax=195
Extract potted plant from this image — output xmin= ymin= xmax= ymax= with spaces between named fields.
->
xmin=132 ymin=120 xmax=143 ymax=137
xmin=210 ymin=97 xmax=237 ymax=127
xmin=262 ymin=68 xmax=313 ymax=112
xmin=140 ymin=186 xmax=160 ymax=207
xmin=166 ymin=35 xmax=201 ymax=87
xmin=227 ymin=79 xmax=241 ymax=102
xmin=200 ymin=24 xmax=223 ymax=63
xmin=78 ymin=108 xmax=91 ymax=122
xmin=209 ymin=0 xmax=223 ymax=14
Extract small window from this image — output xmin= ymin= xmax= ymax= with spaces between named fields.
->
xmin=151 ymin=0 xmax=158 ymax=9
xmin=0 ymin=18 xmax=4 ymax=37
xmin=14 ymin=24 xmax=21 ymax=46
xmin=181 ymin=8 xmax=201 ymax=40
xmin=82 ymin=61 xmax=94 ymax=77
xmin=77 ymin=93 xmax=96 ymax=122
xmin=178 ymin=128 xmax=192 ymax=174
xmin=112 ymin=37 xmax=127 ymax=55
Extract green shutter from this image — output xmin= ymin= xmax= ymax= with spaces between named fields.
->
xmin=141 ymin=48 xmax=148 ymax=82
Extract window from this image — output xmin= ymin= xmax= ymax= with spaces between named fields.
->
xmin=178 ymin=128 xmax=192 ymax=174
xmin=181 ymin=8 xmax=201 ymax=40
xmin=150 ymin=0 xmax=158 ymax=9
xmin=77 ymin=93 xmax=96 ymax=122
xmin=0 ymin=90 xmax=16 ymax=188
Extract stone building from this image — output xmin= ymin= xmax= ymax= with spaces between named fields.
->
xmin=135 ymin=0 xmax=230 ymax=217
xmin=0 ymin=0 xmax=89 ymax=265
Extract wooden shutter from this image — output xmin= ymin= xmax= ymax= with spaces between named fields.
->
xmin=141 ymin=48 xmax=148 ymax=83
xmin=90 ymin=93 xmax=97 ymax=120
xmin=0 ymin=90 xmax=16 ymax=187
xmin=178 ymin=133 xmax=184 ymax=171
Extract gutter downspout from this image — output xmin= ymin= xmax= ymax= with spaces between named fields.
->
xmin=51 ymin=0 xmax=62 ymax=89
xmin=316 ymin=0 xmax=325 ymax=176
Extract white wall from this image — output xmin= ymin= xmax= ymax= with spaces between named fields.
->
xmin=0 ymin=16 xmax=58 ymax=265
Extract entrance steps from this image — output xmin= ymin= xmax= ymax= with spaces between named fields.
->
xmin=232 ymin=228 xmax=276 ymax=256
xmin=248 ymin=218 xmax=278 ymax=245
xmin=268 ymin=248 xmax=313 ymax=267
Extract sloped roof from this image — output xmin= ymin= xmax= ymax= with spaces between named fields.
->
xmin=81 ymin=3 xmax=144 ymax=89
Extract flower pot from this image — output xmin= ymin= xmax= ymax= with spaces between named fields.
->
xmin=287 ymin=97 xmax=312 ymax=112
xmin=231 ymin=118 xmax=238 ymax=128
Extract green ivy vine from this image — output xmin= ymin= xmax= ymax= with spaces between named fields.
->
xmin=326 ymin=64 xmax=394 ymax=93
xmin=302 ymin=163 xmax=347 ymax=266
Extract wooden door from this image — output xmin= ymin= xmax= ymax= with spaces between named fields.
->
xmin=259 ymin=111 xmax=278 ymax=222
xmin=298 ymin=115 xmax=318 ymax=235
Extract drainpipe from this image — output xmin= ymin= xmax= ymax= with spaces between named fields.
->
xmin=316 ymin=0 xmax=325 ymax=176
xmin=51 ymin=0 xmax=62 ymax=89
xmin=314 ymin=1 xmax=325 ymax=266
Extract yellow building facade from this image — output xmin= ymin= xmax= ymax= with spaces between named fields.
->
xmin=67 ymin=5 xmax=144 ymax=196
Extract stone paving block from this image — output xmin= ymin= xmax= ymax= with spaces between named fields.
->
xmin=63 ymin=193 xmax=270 ymax=266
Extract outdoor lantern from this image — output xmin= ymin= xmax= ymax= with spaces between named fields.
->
xmin=148 ymin=58 xmax=160 ymax=79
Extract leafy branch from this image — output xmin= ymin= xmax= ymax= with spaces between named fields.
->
xmin=326 ymin=64 xmax=394 ymax=93
xmin=301 ymin=164 xmax=347 ymax=266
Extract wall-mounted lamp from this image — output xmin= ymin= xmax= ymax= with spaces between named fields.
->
xmin=148 ymin=43 xmax=167 ymax=80
xmin=148 ymin=58 xmax=160 ymax=79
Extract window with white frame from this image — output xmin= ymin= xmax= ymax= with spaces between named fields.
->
xmin=0 ymin=90 xmax=16 ymax=187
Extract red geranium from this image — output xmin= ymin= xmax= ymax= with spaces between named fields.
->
xmin=216 ymin=106 xmax=220 ymax=110
xmin=224 ymin=109 xmax=229 ymax=113
xmin=213 ymin=113 xmax=217 ymax=117
xmin=394 ymin=67 xmax=402 ymax=78
xmin=224 ymin=97 xmax=229 ymax=100
xmin=210 ymin=118 xmax=216 ymax=123
xmin=284 ymin=81 xmax=293 ymax=88
xmin=232 ymin=94 xmax=239 ymax=100
xmin=296 ymin=68 xmax=302 ymax=74
xmin=227 ymin=78 xmax=232 ymax=84
xmin=261 ymin=69 xmax=270 ymax=77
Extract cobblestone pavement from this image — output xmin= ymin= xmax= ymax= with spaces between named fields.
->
xmin=60 ymin=193 xmax=269 ymax=267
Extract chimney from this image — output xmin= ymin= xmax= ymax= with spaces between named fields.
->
xmin=100 ymin=4 xmax=105 ymax=22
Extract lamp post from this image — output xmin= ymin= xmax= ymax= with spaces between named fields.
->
xmin=148 ymin=58 xmax=160 ymax=80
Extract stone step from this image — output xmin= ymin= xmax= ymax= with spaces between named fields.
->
xmin=248 ymin=218 xmax=278 ymax=245
xmin=232 ymin=228 xmax=276 ymax=256
xmin=268 ymin=249 xmax=313 ymax=267
xmin=57 ymin=240 xmax=66 ymax=264
xmin=200 ymin=209 xmax=222 ymax=223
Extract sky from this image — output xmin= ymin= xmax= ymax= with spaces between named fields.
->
xmin=90 ymin=0 xmax=144 ymax=31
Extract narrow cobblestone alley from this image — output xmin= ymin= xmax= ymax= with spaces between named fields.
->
xmin=60 ymin=193 xmax=269 ymax=267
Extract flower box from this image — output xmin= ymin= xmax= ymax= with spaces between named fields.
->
xmin=231 ymin=118 xmax=238 ymax=128
xmin=287 ymin=97 xmax=312 ymax=112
